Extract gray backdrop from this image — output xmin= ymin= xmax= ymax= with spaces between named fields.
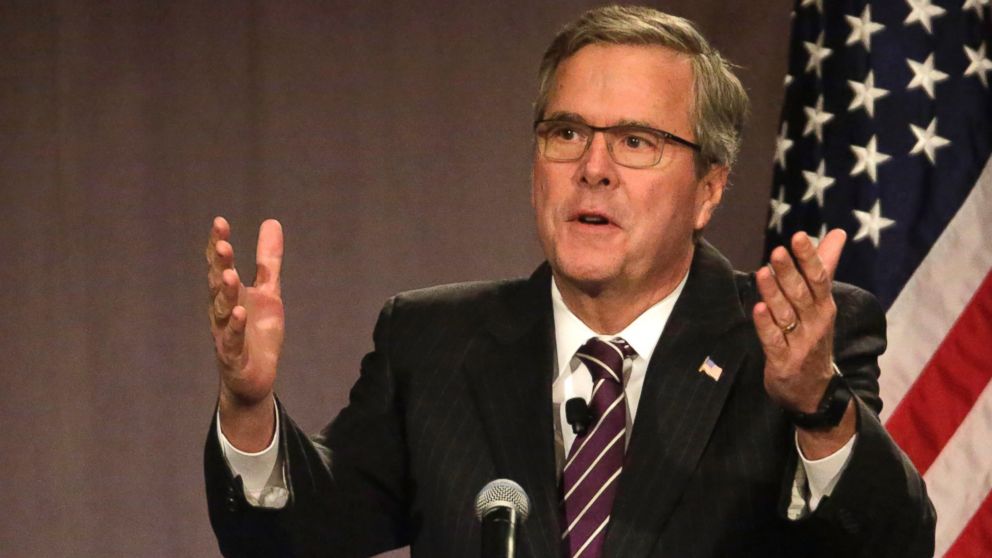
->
xmin=0 ymin=1 xmax=790 ymax=556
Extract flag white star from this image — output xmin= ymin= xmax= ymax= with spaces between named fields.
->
xmin=848 ymin=71 xmax=889 ymax=117
xmin=768 ymin=189 xmax=791 ymax=234
xmin=775 ymin=123 xmax=794 ymax=169
xmin=803 ymin=96 xmax=834 ymax=142
xmin=804 ymin=32 xmax=833 ymax=78
xmin=784 ymin=73 xmax=794 ymax=87
xmin=846 ymin=5 xmax=885 ymax=50
xmin=963 ymin=0 xmax=989 ymax=19
xmin=801 ymin=0 xmax=824 ymax=13
xmin=850 ymin=135 xmax=891 ymax=182
xmin=907 ymin=54 xmax=949 ymax=99
xmin=801 ymin=161 xmax=835 ymax=207
xmin=964 ymin=44 xmax=992 ymax=88
xmin=852 ymin=200 xmax=896 ymax=247
xmin=909 ymin=118 xmax=951 ymax=164
xmin=904 ymin=0 xmax=946 ymax=34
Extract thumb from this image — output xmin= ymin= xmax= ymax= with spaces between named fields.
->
xmin=255 ymin=219 xmax=284 ymax=295
xmin=817 ymin=228 xmax=847 ymax=279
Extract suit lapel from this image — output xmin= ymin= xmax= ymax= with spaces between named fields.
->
xmin=604 ymin=241 xmax=751 ymax=557
xmin=464 ymin=264 xmax=561 ymax=558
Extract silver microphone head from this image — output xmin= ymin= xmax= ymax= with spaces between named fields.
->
xmin=474 ymin=479 xmax=531 ymax=521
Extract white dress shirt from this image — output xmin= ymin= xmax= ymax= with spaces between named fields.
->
xmin=218 ymin=401 xmax=288 ymax=507
xmin=220 ymin=273 xmax=856 ymax=513
xmin=550 ymin=275 xmax=685 ymax=457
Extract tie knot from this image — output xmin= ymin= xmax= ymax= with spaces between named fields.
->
xmin=575 ymin=337 xmax=636 ymax=384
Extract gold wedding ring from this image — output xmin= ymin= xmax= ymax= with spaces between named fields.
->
xmin=781 ymin=320 xmax=798 ymax=334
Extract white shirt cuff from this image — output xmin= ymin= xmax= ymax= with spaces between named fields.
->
xmin=217 ymin=401 xmax=288 ymax=508
xmin=796 ymin=431 xmax=857 ymax=510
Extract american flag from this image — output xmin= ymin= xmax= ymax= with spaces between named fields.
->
xmin=767 ymin=1 xmax=992 ymax=556
xmin=698 ymin=356 xmax=724 ymax=381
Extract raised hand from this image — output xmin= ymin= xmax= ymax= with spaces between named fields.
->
xmin=206 ymin=217 xmax=285 ymax=451
xmin=752 ymin=229 xmax=853 ymax=457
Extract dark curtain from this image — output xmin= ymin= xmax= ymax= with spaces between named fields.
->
xmin=0 ymin=1 xmax=790 ymax=555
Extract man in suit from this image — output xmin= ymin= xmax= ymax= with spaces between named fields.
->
xmin=204 ymin=6 xmax=935 ymax=557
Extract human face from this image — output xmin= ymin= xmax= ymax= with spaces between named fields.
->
xmin=531 ymin=44 xmax=726 ymax=298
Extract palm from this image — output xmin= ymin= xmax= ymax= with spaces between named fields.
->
xmin=230 ymin=282 xmax=285 ymax=402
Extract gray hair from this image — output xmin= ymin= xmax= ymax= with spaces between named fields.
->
xmin=534 ymin=5 xmax=750 ymax=176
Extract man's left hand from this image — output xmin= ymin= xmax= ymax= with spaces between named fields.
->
xmin=753 ymin=229 xmax=855 ymax=458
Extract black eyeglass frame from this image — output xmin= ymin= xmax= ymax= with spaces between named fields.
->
xmin=533 ymin=119 xmax=701 ymax=169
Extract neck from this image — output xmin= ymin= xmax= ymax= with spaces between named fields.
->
xmin=555 ymin=247 xmax=694 ymax=335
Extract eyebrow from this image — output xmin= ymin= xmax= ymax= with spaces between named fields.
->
xmin=542 ymin=111 xmax=660 ymax=130
xmin=543 ymin=111 xmax=588 ymax=124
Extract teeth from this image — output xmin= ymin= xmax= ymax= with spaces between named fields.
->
xmin=579 ymin=215 xmax=608 ymax=225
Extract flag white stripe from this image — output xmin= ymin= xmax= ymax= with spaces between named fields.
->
xmin=925 ymin=380 xmax=992 ymax=556
xmin=572 ymin=516 xmax=611 ymax=558
xmin=879 ymin=155 xmax=992 ymax=422
xmin=564 ymin=394 xmax=624 ymax=471
xmin=563 ymin=430 xmax=625 ymax=501
xmin=562 ymin=468 xmax=622 ymax=537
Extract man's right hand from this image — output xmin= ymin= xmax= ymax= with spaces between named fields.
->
xmin=207 ymin=216 xmax=285 ymax=452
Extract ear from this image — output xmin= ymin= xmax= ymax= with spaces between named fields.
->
xmin=693 ymin=164 xmax=728 ymax=231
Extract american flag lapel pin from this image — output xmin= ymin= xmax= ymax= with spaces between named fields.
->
xmin=698 ymin=356 xmax=723 ymax=381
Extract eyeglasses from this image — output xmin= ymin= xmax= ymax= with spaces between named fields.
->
xmin=533 ymin=119 xmax=701 ymax=169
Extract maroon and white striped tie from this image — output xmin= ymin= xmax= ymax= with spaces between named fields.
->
xmin=561 ymin=336 xmax=635 ymax=558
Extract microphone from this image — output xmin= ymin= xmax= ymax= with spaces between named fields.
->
xmin=565 ymin=397 xmax=592 ymax=436
xmin=474 ymin=479 xmax=530 ymax=558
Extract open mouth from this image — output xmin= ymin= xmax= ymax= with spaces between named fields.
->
xmin=577 ymin=214 xmax=610 ymax=225
xmin=573 ymin=211 xmax=616 ymax=227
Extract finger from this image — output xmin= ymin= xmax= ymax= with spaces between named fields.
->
xmin=212 ymin=267 xmax=240 ymax=327
xmin=220 ymin=305 xmax=247 ymax=367
xmin=254 ymin=219 xmax=283 ymax=296
xmin=208 ymin=240 xmax=236 ymax=297
xmin=211 ymin=216 xmax=230 ymax=242
xmin=207 ymin=217 xmax=235 ymax=296
xmin=790 ymin=231 xmax=831 ymax=301
xmin=769 ymin=244 xmax=815 ymax=318
xmin=816 ymin=228 xmax=847 ymax=280
xmin=756 ymin=264 xmax=797 ymax=334
xmin=753 ymin=301 xmax=789 ymax=361
xmin=205 ymin=216 xmax=231 ymax=265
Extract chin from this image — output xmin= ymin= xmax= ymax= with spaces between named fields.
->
xmin=551 ymin=254 xmax=622 ymax=293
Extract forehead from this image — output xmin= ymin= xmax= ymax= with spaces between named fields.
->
xmin=546 ymin=44 xmax=695 ymax=134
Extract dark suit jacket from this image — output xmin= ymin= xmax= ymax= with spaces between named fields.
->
xmin=205 ymin=241 xmax=935 ymax=557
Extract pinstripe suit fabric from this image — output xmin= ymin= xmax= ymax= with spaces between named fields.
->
xmin=205 ymin=241 xmax=935 ymax=557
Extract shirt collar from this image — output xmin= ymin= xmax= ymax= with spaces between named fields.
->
xmin=551 ymin=272 xmax=689 ymax=379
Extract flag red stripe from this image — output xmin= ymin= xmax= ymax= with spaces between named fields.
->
xmin=943 ymin=488 xmax=992 ymax=558
xmin=884 ymin=268 xmax=992 ymax=475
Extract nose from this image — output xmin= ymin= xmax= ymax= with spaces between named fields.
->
xmin=579 ymin=131 xmax=618 ymax=188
